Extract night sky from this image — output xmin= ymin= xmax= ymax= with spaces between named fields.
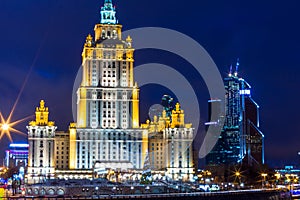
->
xmin=0 ymin=0 xmax=299 ymax=168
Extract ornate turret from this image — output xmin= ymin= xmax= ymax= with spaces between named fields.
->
xmin=141 ymin=102 xmax=192 ymax=130
xmin=170 ymin=103 xmax=185 ymax=128
xmin=29 ymin=100 xmax=55 ymax=126
xmin=85 ymin=34 xmax=93 ymax=47
xmin=100 ymin=0 xmax=117 ymax=24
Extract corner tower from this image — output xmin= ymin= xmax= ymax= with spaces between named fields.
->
xmin=27 ymin=100 xmax=57 ymax=184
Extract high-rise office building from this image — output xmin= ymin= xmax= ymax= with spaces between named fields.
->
xmin=244 ymin=88 xmax=265 ymax=165
xmin=206 ymin=61 xmax=264 ymax=166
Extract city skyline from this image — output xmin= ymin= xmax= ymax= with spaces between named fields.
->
xmin=0 ymin=0 xmax=299 ymax=168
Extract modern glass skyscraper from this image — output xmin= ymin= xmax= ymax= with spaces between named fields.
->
xmin=206 ymin=61 xmax=264 ymax=166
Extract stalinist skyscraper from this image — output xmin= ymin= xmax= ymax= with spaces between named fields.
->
xmin=25 ymin=0 xmax=196 ymax=182
xmin=73 ymin=0 xmax=147 ymax=170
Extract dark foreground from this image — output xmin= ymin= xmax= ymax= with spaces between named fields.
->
xmin=6 ymin=190 xmax=291 ymax=200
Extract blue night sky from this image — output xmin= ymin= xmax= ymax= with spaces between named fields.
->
xmin=0 ymin=0 xmax=299 ymax=168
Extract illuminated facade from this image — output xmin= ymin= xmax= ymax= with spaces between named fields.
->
xmin=206 ymin=61 xmax=264 ymax=166
xmin=25 ymin=1 xmax=197 ymax=181
xmin=143 ymin=112 xmax=169 ymax=171
xmin=5 ymin=143 xmax=29 ymax=168
xmin=74 ymin=0 xmax=146 ymax=170
xmin=142 ymin=103 xmax=194 ymax=181
xmin=54 ymin=131 xmax=70 ymax=170
xmin=27 ymin=100 xmax=57 ymax=184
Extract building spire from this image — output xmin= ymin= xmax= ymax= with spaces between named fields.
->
xmin=229 ymin=64 xmax=233 ymax=77
xmin=100 ymin=0 xmax=117 ymax=24
xmin=234 ymin=58 xmax=240 ymax=77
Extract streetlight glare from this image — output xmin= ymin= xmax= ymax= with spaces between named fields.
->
xmin=2 ymin=123 xmax=9 ymax=131
xmin=0 ymin=112 xmax=31 ymax=141
xmin=261 ymin=173 xmax=268 ymax=177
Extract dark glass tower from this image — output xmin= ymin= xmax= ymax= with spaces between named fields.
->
xmin=206 ymin=61 xmax=264 ymax=166
xmin=244 ymin=93 xmax=265 ymax=165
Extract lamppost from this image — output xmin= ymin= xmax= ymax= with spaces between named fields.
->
xmin=274 ymin=173 xmax=281 ymax=187
xmin=235 ymin=171 xmax=241 ymax=188
xmin=130 ymin=186 xmax=134 ymax=195
xmin=285 ymin=173 xmax=299 ymax=198
xmin=145 ymin=186 xmax=150 ymax=194
xmin=261 ymin=173 xmax=268 ymax=189
xmin=95 ymin=186 xmax=99 ymax=198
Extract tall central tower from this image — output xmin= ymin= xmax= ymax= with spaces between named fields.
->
xmin=77 ymin=0 xmax=138 ymax=129
xmin=74 ymin=0 xmax=146 ymax=171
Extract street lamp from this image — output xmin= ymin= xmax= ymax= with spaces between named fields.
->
xmin=275 ymin=173 xmax=280 ymax=179
xmin=261 ymin=173 xmax=268 ymax=189
xmin=274 ymin=173 xmax=281 ymax=186
xmin=235 ymin=171 xmax=241 ymax=187
xmin=145 ymin=186 xmax=150 ymax=194
xmin=95 ymin=186 xmax=99 ymax=198
xmin=285 ymin=173 xmax=299 ymax=197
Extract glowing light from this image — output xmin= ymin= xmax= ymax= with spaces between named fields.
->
xmin=239 ymin=89 xmax=251 ymax=95
xmin=0 ymin=112 xmax=32 ymax=142
xmin=100 ymin=0 xmax=117 ymax=24
xmin=275 ymin=173 xmax=281 ymax=179
xmin=205 ymin=122 xmax=218 ymax=125
xmin=2 ymin=124 xmax=9 ymax=131
xmin=261 ymin=173 xmax=268 ymax=177
xmin=9 ymin=144 xmax=29 ymax=148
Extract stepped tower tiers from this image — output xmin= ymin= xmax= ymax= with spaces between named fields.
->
xmin=75 ymin=0 xmax=147 ymax=170
xmin=78 ymin=0 xmax=137 ymax=130
xmin=27 ymin=100 xmax=57 ymax=184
